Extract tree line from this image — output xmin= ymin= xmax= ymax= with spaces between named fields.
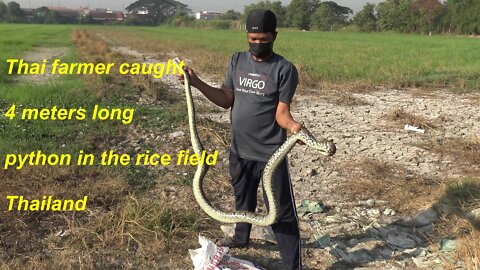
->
xmin=0 ymin=0 xmax=478 ymax=35
xmin=242 ymin=0 xmax=479 ymax=34
xmin=241 ymin=0 xmax=353 ymax=31
xmin=354 ymin=0 xmax=480 ymax=34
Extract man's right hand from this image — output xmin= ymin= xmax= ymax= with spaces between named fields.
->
xmin=177 ymin=66 xmax=200 ymax=88
xmin=176 ymin=65 xmax=233 ymax=109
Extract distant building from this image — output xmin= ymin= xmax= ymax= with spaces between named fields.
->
xmin=90 ymin=10 xmax=125 ymax=22
xmin=21 ymin=8 xmax=35 ymax=20
xmin=94 ymin=8 xmax=110 ymax=13
xmin=19 ymin=5 xmax=126 ymax=23
xmin=47 ymin=6 xmax=82 ymax=18
xmin=195 ymin=11 xmax=221 ymax=20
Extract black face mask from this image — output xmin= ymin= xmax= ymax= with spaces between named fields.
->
xmin=249 ymin=42 xmax=273 ymax=58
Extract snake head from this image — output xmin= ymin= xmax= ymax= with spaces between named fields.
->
xmin=316 ymin=138 xmax=336 ymax=156
xmin=297 ymin=126 xmax=312 ymax=136
xmin=298 ymin=127 xmax=336 ymax=156
xmin=326 ymin=140 xmax=336 ymax=156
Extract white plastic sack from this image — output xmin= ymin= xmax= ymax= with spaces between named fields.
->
xmin=189 ymin=235 xmax=265 ymax=270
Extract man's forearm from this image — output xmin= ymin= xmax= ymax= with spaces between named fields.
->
xmin=193 ymin=80 xmax=233 ymax=109
xmin=276 ymin=102 xmax=302 ymax=134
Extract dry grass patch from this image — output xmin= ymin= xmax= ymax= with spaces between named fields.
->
xmin=434 ymin=178 xmax=480 ymax=269
xmin=94 ymin=30 xmax=227 ymax=83
xmin=322 ymin=91 xmax=371 ymax=106
xmin=71 ymin=29 xmax=188 ymax=108
xmin=0 ymin=167 xmax=129 ymax=260
xmin=0 ymin=166 xmax=208 ymax=269
xmin=441 ymin=178 xmax=480 ymax=229
xmin=444 ymin=179 xmax=480 ymax=212
xmin=72 ymin=30 xmax=111 ymax=58
xmin=71 ymin=29 xmax=125 ymax=98
xmin=58 ymin=196 xmax=205 ymax=266
xmin=339 ymin=159 xmax=443 ymax=212
xmin=455 ymin=225 xmax=480 ymax=270
xmin=198 ymin=117 xmax=230 ymax=147
xmin=419 ymin=135 xmax=480 ymax=167
xmin=384 ymin=107 xmax=437 ymax=129
xmin=353 ymin=158 xmax=407 ymax=181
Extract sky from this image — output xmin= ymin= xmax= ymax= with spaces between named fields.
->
xmin=14 ymin=0 xmax=384 ymax=13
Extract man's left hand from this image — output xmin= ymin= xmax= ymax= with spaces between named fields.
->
xmin=289 ymin=122 xmax=303 ymax=134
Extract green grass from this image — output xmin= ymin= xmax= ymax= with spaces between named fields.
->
xmin=0 ymin=24 xmax=79 ymax=83
xmin=0 ymin=24 xmax=134 ymax=161
xmin=3 ymin=24 xmax=480 ymax=89
xmin=0 ymin=24 xmax=80 ymax=154
xmin=0 ymin=73 xmax=139 ymax=156
xmin=109 ymin=26 xmax=480 ymax=90
xmin=0 ymin=24 xmax=187 ymax=193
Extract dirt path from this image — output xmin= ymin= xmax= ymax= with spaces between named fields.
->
xmin=13 ymin=47 xmax=69 ymax=83
xmin=98 ymin=33 xmax=480 ymax=269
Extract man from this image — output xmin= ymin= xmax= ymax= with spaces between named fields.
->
xmin=178 ymin=9 xmax=303 ymax=270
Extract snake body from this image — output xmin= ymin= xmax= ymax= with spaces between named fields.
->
xmin=176 ymin=59 xmax=336 ymax=226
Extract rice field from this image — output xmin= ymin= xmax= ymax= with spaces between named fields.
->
xmin=107 ymin=26 xmax=480 ymax=90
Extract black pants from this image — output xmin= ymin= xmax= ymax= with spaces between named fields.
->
xmin=229 ymin=151 xmax=302 ymax=270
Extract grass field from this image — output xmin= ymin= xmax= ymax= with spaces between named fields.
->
xmin=2 ymin=25 xmax=480 ymax=89
xmin=100 ymin=26 xmax=480 ymax=90
xmin=0 ymin=25 xmax=85 ymax=154
xmin=0 ymin=25 xmax=125 ymax=156
xmin=0 ymin=24 xmax=76 ymax=83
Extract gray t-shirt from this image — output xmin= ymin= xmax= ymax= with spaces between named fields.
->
xmin=223 ymin=51 xmax=299 ymax=162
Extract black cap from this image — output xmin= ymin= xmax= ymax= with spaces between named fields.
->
xmin=246 ymin=9 xmax=277 ymax=33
